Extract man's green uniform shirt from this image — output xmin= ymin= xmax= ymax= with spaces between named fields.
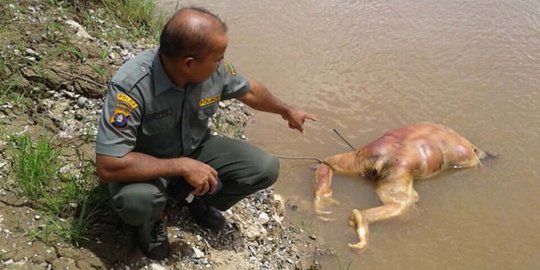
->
xmin=96 ymin=49 xmax=250 ymax=158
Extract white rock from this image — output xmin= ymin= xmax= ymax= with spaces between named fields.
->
xmin=65 ymin=19 xmax=93 ymax=40
xmin=191 ymin=247 xmax=205 ymax=259
xmin=25 ymin=48 xmax=39 ymax=57
xmin=109 ymin=52 xmax=120 ymax=60
xmin=244 ymin=224 xmax=267 ymax=240
xmin=149 ymin=263 xmax=167 ymax=270
xmin=77 ymin=96 xmax=88 ymax=107
xmin=258 ymin=212 xmax=270 ymax=225
xmin=61 ymin=90 xmax=75 ymax=98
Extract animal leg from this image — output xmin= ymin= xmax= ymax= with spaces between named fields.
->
xmin=314 ymin=163 xmax=338 ymax=217
xmin=348 ymin=177 xmax=416 ymax=250
xmin=313 ymin=152 xmax=359 ymax=217
xmin=348 ymin=202 xmax=410 ymax=249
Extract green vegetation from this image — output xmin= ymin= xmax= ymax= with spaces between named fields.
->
xmin=104 ymin=0 xmax=156 ymax=28
xmin=51 ymin=43 xmax=86 ymax=62
xmin=62 ymin=0 xmax=166 ymax=42
xmin=0 ymin=50 xmax=27 ymax=106
xmin=0 ymin=55 xmax=5 ymax=74
xmin=99 ymin=48 xmax=108 ymax=60
xmin=0 ymin=0 xmax=164 ymax=249
xmin=89 ymin=63 xmax=106 ymax=76
xmin=12 ymin=134 xmax=60 ymax=199
xmin=9 ymin=133 xmax=108 ymax=246
xmin=0 ymin=249 xmax=10 ymax=261
xmin=45 ymin=20 xmax=67 ymax=38
xmin=0 ymin=124 xmax=5 ymax=138
xmin=101 ymin=0 xmax=165 ymax=41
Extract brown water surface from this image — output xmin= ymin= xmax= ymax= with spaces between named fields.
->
xmin=157 ymin=1 xmax=540 ymax=269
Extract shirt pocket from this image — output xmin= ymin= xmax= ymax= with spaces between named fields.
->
xmin=197 ymin=104 xmax=218 ymax=120
xmin=141 ymin=109 xmax=178 ymax=135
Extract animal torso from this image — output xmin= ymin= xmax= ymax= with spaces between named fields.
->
xmin=358 ymin=123 xmax=481 ymax=180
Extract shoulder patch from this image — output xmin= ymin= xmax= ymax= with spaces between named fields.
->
xmin=199 ymin=95 xmax=221 ymax=107
xmin=224 ymin=61 xmax=237 ymax=76
xmin=109 ymin=93 xmax=139 ymax=129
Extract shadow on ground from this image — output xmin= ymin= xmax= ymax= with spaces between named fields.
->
xmin=77 ymin=187 xmax=246 ymax=268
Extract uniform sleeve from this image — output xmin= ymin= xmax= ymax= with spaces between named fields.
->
xmin=95 ymin=83 xmax=142 ymax=157
xmin=220 ymin=61 xmax=251 ymax=100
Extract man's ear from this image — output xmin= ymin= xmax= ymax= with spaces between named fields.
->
xmin=184 ymin=56 xmax=195 ymax=68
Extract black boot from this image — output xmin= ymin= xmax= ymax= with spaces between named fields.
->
xmin=137 ymin=216 xmax=170 ymax=260
xmin=188 ymin=197 xmax=227 ymax=232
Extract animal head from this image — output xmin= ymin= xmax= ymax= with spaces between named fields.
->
xmin=355 ymin=151 xmax=391 ymax=181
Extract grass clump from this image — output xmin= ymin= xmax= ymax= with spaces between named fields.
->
xmin=12 ymin=134 xmax=60 ymax=200
xmin=104 ymin=0 xmax=156 ymax=29
xmin=63 ymin=0 xmax=165 ymax=42
xmin=100 ymin=0 xmax=166 ymax=42
xmin=9 ymin=133 xmax=108 ymax=246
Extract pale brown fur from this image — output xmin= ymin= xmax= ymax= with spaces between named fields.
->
xmin=314 ymin=123 xmax=491 ymax=250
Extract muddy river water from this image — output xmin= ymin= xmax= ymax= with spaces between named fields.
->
xmin=157 ymin=0 xmax=540 ymax=269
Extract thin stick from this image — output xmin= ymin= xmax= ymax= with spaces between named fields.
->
xmin=332 ymin=128 xmax=356 ymax=151
xmin=275 ymin=155 xmax=323 ymax=163
xmin=210 ymin=129 xmax=323 ymax=163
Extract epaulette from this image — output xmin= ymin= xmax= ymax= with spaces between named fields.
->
xmin=111 ymin=55 xmax=152 ymax=93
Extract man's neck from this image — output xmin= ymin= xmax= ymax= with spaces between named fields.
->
xmin=160 ymin=54 xmax=188 ymax=88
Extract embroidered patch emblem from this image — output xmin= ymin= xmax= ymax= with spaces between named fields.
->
xmin=109 ymin=93 xmax=138 ymax=128
xmin=116 ymin=93 xmax=138 ymax=110
xmin=224 ymin=61 xmax=236 ymax=76
xmin=110 ymin=110 xmax=129 ymax=128
xmin=199 ymin=95 xmax=221 ymax=107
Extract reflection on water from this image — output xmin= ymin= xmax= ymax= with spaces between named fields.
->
xmin=157 ymin=0 xmax=540 ymax=269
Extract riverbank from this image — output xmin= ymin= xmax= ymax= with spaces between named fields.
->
xmin=0 ymin=0 xmax=326 ymax=269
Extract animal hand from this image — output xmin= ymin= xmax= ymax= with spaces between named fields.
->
xmin=282 ymin=108 xmax=317 ymax=133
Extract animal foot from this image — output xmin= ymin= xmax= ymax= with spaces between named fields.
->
xmin=314 ymin=199 xmax=335 ymax=221
xmin=314 ymin=198 xmax=334 ymax=216
xmin=349 ymin=209 xmax=368 ymax=250
xmin=349 ymin=240 xmax=367 ymax=250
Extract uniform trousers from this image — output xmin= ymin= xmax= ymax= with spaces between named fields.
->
xmin=107 ymin=135 xmax=280 ymax=227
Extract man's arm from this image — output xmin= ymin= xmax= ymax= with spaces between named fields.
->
xmin=96 ymin=153 xmax=218 ymax=195
xmin=237 ymin=78 xmax=317 ymax=132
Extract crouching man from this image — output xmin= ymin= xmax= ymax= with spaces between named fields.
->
xmin=95 ymin=7 xmax=316 ymax=259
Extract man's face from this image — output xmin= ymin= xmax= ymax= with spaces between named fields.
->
xmin=187 ymin=33 xmax=228 ymax=83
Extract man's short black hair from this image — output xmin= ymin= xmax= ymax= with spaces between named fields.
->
xmin=159 ymin=7 xmax=228 ymax=59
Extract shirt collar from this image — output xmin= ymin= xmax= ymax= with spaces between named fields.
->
xmin=152 ymin=50 xmax=176 ymax=96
